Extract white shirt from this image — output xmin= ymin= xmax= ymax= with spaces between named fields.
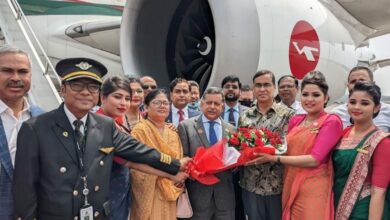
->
xmin=291 ymin=100 xmax=306 ymax=114
xmin=331 ymin=102 xmax=390 ymax=132
xmin=201 ymin=115 xmax=223 ymax=143
xmin=0 ymin=99 xmax=31 ymax=166
xmin=281 ymin=100 xmax=306 ymax=114
xmin=171 ymin=104 xmax=189 ymax=127
xmin=64 ymin=105 xmax=88 ymax=135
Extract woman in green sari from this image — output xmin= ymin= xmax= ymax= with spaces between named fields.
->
xmin=333 ymin=82 xmax=390 ymax=220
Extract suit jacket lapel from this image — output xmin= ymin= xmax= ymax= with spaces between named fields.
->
xmin=84 ymin=114 xmax=102 ymax=172
xmin=195 ymin=116 xmax=210 ymax=147
xmin=0 ymin=118 xmax=13 ymax=178
xmin=52 ymin=106 xmax=79 ymax=165
xmin=166 ymin=110 xmax=172 ymax=123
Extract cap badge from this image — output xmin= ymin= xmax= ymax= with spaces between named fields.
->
xmin=75 ymin=62 xmax=92 ymax=70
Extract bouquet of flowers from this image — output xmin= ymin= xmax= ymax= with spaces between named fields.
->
xmin=187 ymin=127 xmax=286 ymax=185
xmin=227 ymin=127 xmax=286 ymax=164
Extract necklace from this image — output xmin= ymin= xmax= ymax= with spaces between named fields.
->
xmin=301 ymin=117 xmax=318 ymax=127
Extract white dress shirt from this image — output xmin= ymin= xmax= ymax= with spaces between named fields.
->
xmin=0 ymin=99 xmax=31 ymax=166
xmin=171 ymin=104 xmax=189 ymax=127
xmin=64 ymin=105 xmax=88 ymax=135
xmin=291 ymin=100 xmax=306 ymax=114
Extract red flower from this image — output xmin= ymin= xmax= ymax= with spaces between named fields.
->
xmin=230 ymin=137 xmax=240 ymax=146
xmin=240 ymin=142 xmax=249 ymax=149
xmin=243 ymin=132 xmax=252 ymax=139
xmin=239 ymin=128 xmax=249 ymax=133
xmin=254 ymin=138 xmax=264 ymax=147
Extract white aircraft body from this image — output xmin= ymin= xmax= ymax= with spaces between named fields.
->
xmin=13 ymin=0 xmax=390 ymax=103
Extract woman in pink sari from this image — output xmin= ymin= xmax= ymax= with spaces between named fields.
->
xmin=252 ymin=71 xmax=343 ymax=219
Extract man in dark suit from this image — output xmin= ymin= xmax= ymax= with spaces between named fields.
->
xmin=12 ymin=58 xmax=190 ymax=220
xmin=0 ymin=45 xmax=44 ymax=220
xmin=178 ymin=87 xmax=235 ymax=220
xmin=220 ymin=75 xmax=248 ymax=220
xmin=166 ymin=78 xmax=200 ymax=127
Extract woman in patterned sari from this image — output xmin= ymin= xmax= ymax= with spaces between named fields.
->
xmin=97 ymin=77 xmax=187 ymax=220
xmin=130 ymin=89 xmax=184 ymax=220
xmin=251 ymin=71 xmax=343 ymax=219
xmin=333 ymin=81 xmax=390 ymax=220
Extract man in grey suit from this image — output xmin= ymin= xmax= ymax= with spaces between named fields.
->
xmin=178 ymin=87 xmax=235 ymax=220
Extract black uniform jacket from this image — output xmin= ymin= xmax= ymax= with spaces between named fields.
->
xmin=12 ymin=104 xmax=180 ymax=220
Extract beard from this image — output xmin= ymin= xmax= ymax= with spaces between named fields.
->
xmin=225 ymin=93 xmax=239 ymax=102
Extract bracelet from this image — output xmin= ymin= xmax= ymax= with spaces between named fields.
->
xmin=276 ymin=156 xmax=281 ymax=164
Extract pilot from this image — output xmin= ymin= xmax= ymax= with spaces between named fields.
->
xmin=12 ymin=57 xmax=190 ymax=220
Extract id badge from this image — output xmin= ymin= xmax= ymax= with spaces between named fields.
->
xmin=80 ymin=205 xmax=93 ymax=220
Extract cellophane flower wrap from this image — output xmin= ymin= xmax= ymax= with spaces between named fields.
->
xmin=187 ymin=127 xmax=286 ymax=185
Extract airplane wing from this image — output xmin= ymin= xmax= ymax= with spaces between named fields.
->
xmin=318 ymin=0 xmax=390 ymax=45
xmin=65 ymin=18 xmax=121 ymax=55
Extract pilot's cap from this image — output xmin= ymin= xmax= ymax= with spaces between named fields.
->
xmin=56 ymin=58 xmax=107 ymax=84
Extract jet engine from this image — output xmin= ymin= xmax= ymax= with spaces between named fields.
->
xmin=121 ymin=0 xmax=360 ymax=102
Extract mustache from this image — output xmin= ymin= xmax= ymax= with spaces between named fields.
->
xmin=7 ymin=80 xmax=25 ymax=88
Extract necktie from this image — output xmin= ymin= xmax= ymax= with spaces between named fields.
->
xmin=73 ymin=120 xmax=85 ymax=152
xmin=208 ymin=121 xmax=218 ymax=145
xmin=228 ymin=108 xmax=236 ymax=126
xmin=178 ymin=110 xmax=184 ymax=122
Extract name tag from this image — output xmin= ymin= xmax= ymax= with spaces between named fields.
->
xmin=80 ymin=205 xmax=93 ymax=220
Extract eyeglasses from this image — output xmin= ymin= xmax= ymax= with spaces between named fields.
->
xmin=66 ymin=81 xmax=100 ymax=93
xmin=279 ymin=85 xmax=296 ymax=90
xmin=254 ymin=83 xmax=273 ymax=89
xmin=142 ymin=84 xmax=157 ymax=90
xmin=223 ymin=84 xmax=239 ymax=90
xmin=151 ymin=100 xmax=170 ymax=106
xmin=132 ymin=89 xmax=144 ymax=94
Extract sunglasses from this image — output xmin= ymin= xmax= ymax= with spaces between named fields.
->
xmin=142 ymin=84 xmax=157 ymax=90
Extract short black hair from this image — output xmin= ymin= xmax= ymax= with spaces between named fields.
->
xmin=101 ymin=76 xmax=131 ymax=97
xmin=241 ymin=84 xmax=251 ymax=92
xmin=349 ymin=81 xmax=381 ymax=118
xmin=188 ymin=80 xmax=199 ymax=88
xmin=221 ymin=75 xmax=242 ymax=89
xmin=201 ymin=87 xmax=224 ymax=102
xmin=144 ymin=89 xmax=170 ymax=106
xmin=252 ymin=70 xmax=275 ymax=85
xmin=169 ymin=78 xmax=191 ymax=92
xmin=348 ymin=66 xmax=373 ymax=82
xmin=277 ymin=75 xmax=298 ymax=87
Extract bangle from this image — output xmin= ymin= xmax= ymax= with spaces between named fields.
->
xmin=276 ymin=156 xmax=281 ymax=164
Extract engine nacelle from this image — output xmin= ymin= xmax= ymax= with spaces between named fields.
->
xmin=121 ymin=0 xmax=358 ymax=102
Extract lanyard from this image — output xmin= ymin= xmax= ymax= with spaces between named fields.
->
xmin=74 ymin=123 xmax=90 ymax=206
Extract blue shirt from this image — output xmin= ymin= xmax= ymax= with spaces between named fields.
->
xmin=223 ymin=103 xmax=240 ymax=127
xmin=201 ymin=115 xmax=223 ymax=144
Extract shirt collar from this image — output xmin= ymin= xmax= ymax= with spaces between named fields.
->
xmin=0 ymin=98 xmax=30 ymax=115
xmin=251 ymin=102 xmax=277 ymax=115
xmin=171 ymin=104 xmax=188 ymax=114
xmin=202 ymin=114 xmax=222 ymax=125
xmin=64 ymin=104 xmax=88 ymax=126
xmin=225 ymin=103 xmax=239 ymax=113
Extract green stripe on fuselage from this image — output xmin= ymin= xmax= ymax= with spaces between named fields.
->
xmin=18 ymin=0 xmax=122 ymax=16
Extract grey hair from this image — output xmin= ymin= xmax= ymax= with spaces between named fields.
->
xmin=0 ymin=44 xmax=31 ymax=67
xmin=201 ymin=87 xmax=224 ymax=102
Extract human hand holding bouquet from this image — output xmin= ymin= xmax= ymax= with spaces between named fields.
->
xmin=186 ymin=127 xmax=286 ymax=185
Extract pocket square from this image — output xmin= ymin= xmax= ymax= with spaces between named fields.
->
xmin=99 ymin=147 xmax=115 ymax=154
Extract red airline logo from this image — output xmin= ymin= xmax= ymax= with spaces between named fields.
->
xmin=289 ymin=20 xmax=320 ymax=79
